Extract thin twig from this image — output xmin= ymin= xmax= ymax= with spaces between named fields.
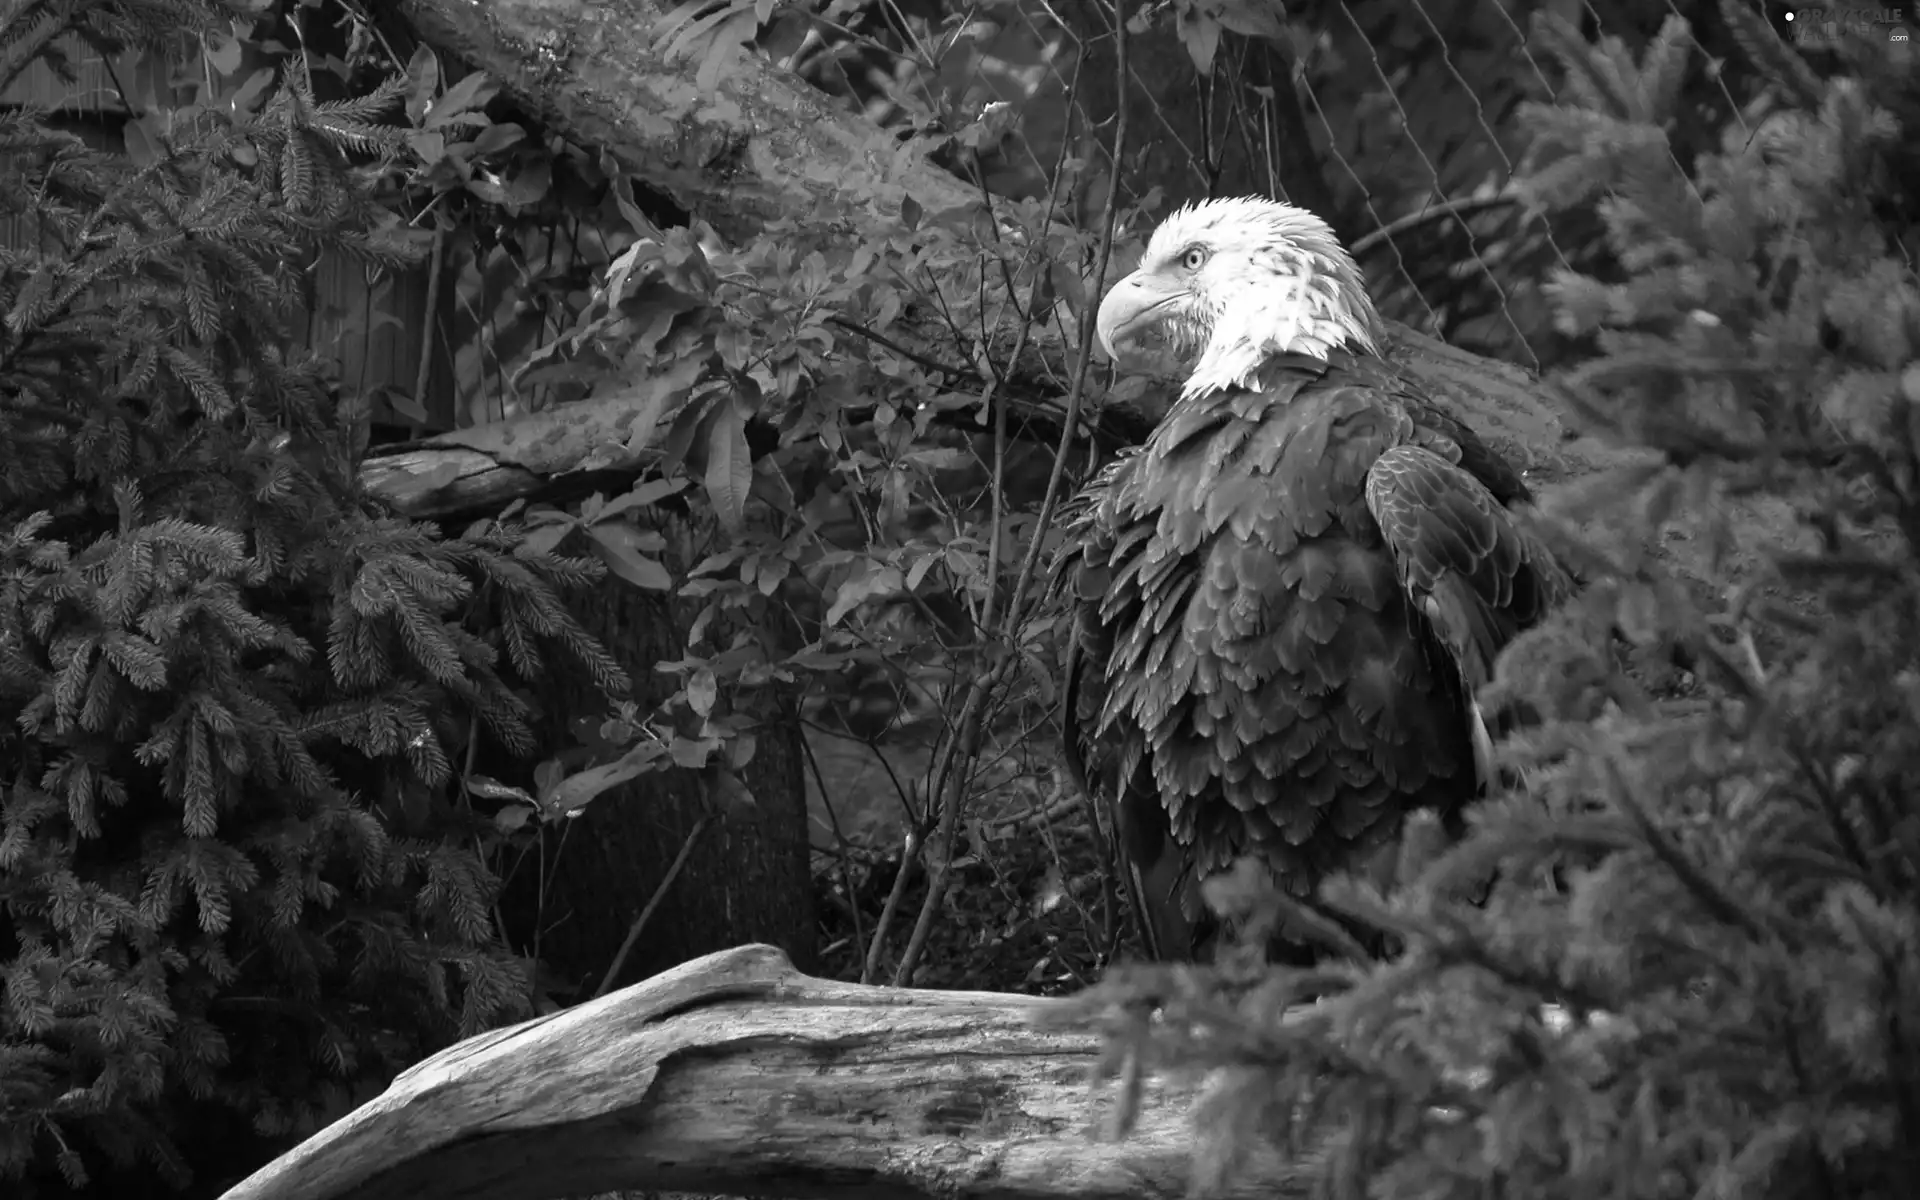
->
xmin=456 ymin=716 xmax=516 ymax=952
xmin=594 ymin=814 xmax=712 ymax=998
xmin=411 ymin=222 xmax=446 ymax=416
xmin=799 ymin=728 xmax=867 ymax=958
xmin=1349 ymin=194 xmax=1523 ymax=259
xmin=885 ymin=0 xmax=1134 ymax=988
xmin=799 ymin=717 xmax=925 ymax=829
xmin=875 ymin=229 xmax=1051 ymax=981
xmin=883 ymin=284 xmax=1050 ymax=982
xmin=861 ymin=61 xmax=1082 ymax=991
xmin=861 ymin=822 xmax=921 ymax=984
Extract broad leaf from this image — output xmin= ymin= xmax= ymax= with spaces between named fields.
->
xmin=826 ymin=561 xmax=904 ymax=626
xmin=543 ymin=743 xmax=666 ymax=814
xmin=707 ymin=767 xmax=758 ymax=817
xmin=687 ymin=667 xmax=718 ymax=717
xmin=704 ymin=399 xmax=752 ymax=534
xmin=586 ymin=523 xmax=674 ymax=590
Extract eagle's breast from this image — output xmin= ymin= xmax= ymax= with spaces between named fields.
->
xmin=1089 ymin=360 xmax=1481 ymax=890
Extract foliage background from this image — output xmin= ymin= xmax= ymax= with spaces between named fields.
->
xmin=0 ymin=4 xmax=632 ymax=1194
xmin=5 ymin=0 xmax=1916 ymax=1197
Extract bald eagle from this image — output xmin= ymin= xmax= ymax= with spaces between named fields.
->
xmin=1056 ymin=197 xmax=1571 ymax=963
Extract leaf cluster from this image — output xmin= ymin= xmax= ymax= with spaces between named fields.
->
xmin=498 ymin=123 xmax=1159 ymax=979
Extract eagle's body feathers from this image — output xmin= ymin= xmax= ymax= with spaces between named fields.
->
xmin=1059 ymin=198 xmax=1569 ymax=962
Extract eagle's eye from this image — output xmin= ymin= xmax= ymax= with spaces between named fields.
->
xmin=1178 ymin=246 xmax=1208 ymax=272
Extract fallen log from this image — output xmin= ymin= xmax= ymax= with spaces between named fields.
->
xmin=394 ymin=0 xmax=984 ymax=245
xmin=217 ymin=944 xmax=1306 ymax=1200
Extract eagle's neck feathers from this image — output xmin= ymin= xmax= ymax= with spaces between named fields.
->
xmin=1182 ymin=237 xmax=1381 ymax=400
xmin=1109 ymin=197 xmax=1384 ymax=403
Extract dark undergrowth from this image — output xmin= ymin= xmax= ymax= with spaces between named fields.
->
xmin=809 ymin=783 xmax=1143 ymax=994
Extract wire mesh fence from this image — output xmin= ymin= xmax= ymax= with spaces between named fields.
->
xmin=764 ymin=0 xmax=1772 ymax=374
xmin=746 ymin=0 xmax=1800 ymax=984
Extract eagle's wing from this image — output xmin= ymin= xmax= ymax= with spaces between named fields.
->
xmin=1363 ymin=443 xmax=1573 ymax=786
xmin=1401 ymin=396 xmax=1532 ymax=506
xmin=1336 ymin=348 xmax=1535 ymax=507
xmin=1053 ymin=455 xmax=1200 ymax=961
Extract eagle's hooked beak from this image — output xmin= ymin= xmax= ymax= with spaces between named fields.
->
xmin=1095 ymin=268 xmax=1193 ymax=365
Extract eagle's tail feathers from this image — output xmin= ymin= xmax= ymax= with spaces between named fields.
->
xmin=1468 ymin=696 xmax=1496 ymax=796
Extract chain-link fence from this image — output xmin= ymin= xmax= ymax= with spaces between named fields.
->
xmin=750 ymin=0 xmax=1827 ymax=986
xmin=763 ymin=0 xmax=1780 ymax=374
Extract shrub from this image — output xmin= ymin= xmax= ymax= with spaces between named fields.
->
xmin=0 ymin=4 xmax=621 ymax=1191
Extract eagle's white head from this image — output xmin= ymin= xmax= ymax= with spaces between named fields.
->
xmin=1095 ymin=197 xmax=1383 ymax=401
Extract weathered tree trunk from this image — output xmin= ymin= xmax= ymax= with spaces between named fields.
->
xmin=394 ymin=0 xmax=984 ymax=243
xmin=217 ymin=945 xmax=1306 ymax=1200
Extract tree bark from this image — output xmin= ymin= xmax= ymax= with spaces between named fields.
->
xmin=217 ymin=944 xmax=1304 ymax=1200
xmin=394 ymin=0 xmax=983 ymax=244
